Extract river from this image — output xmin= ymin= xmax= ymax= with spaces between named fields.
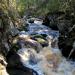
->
xmin=17 ymin=19 xmax=75 ymax=75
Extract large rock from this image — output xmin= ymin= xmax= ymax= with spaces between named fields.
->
xmin=27 ymin=18 xmax=35 ymax=23
xmin=18 ymin=34 xmax=43 ymax=53
xmin=11 ymin=34 xmax=43 ymax=53
xmin=31 ymin=34 xmax=48 ymax=47
xmin=42 ymin=11 xmax=65 ymax=30
xmin=57 ymin=11 xmax=75 ymax=60
xmin=6 ymin=50 xmax=38 ymax=75
xmin=58 ymin=32 xmax=75 ymax=60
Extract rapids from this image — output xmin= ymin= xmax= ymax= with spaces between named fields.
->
xmin=17 ymin=19 xmax=75 ymax=75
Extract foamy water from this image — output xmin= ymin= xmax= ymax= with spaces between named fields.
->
xmin=17 ymin=20 xmax=75 ymax=75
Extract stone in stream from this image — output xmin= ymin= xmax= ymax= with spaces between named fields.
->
xmin=6 ymin=50 xmax=38 ymax=75
xmin=11 ymin=33 xmax=43 ymax=53
xmin=31 ymin=34 xmax=48 ymax=47
xmin=18 ymin=34 xmax=43 ymax=53
xmin=28 ymin=18 xmax=34 ymax=23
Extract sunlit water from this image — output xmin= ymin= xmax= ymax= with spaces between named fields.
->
xmin=17 ymin=20 xmax=75 ymax=75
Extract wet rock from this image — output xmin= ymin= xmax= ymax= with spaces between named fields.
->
xmin=31 ymin=34 xmax=47 ymax=40
xmin=31 ymin=34 xmax=48 ymax=47
xmin=6 ymin=50 xmax=38 ymax=75
xmin=34 ymin=19 xmax=43 ymax=25
xmin=11 ymin=33 xmax=43 ymax=53
xmin=35 ymin=38 xmax=48 ymax=47
xmin=9 ymin=28 xmax=19 ymax=36
xmin=42 ymin=11 xmax=65 ymax=30
xmin=51 ymin=37 xmax=58 ymax=48
xmin=28 ymin=18 xmax=34 ymax=23
xmin=9 ymin=36 xmax=20 ymax=52
xmin=17 ymin=48 xmax=44 ymax=75
xmin=57 ymin=11 xmax=75 ymax=60
xmin=18 ymin=34 xmax=43 ymax=53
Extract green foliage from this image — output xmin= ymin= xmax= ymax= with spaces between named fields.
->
xmin=1 ymin=0 xmax=75 ymax=17
xmin=16 ymin=0 xmax=73 ymax=16
xmin=0 ymin=0 xmax=69 ymax=17
xmin=15 ymin=0 xmax=60 ymax=16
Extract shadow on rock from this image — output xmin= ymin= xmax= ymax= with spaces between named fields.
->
xmin=6 ymin=50 xmax=38 ymax=75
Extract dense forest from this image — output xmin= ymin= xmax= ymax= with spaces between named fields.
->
xmin=0 ymin=0 xmax=75 ymax=75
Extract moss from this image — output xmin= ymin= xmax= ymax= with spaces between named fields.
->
xmin=36 ymin=38 xmax=46 ymax=43
xmin=31 ymin=34 xmax=47 ymax=39
xmin=31 ymin=34 xmax=48 ymax=47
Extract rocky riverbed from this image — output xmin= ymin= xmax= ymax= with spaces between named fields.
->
xmin=0 ymin=17 xmax=75 ymax=75
xmin=7 ymin=19 xmax=75 ymax=75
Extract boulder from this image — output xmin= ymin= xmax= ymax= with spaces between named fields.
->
xmin=35 ymin=38 xmax=48 ymax=47
xmin=58 ymin=34 xmax=75 ymax=60
xmin=6 ymin=50 xmax=38 ymax=75
xmin=42 ymin=11 xmax=65 ymax=30
xmin=57 ymin=11 xmax=75 ymax=60
xmin=31 ymin=34 xmax=48 ymax=47
xmin=28 ymin=18 xmax=34 ymax=23
xmin=18 ymin=34 xmax=43 ymax=53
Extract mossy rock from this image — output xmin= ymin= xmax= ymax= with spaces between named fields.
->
xmin=31 ymin=34 xmax=47 ymax=40
xmin=31 ymin=34 xmax=48 ymax=47
xmin=35 ymin=38 xmax=48 ymax=47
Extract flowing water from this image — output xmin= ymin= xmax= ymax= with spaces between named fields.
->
xmin=17 ymin=20 xmax=75 ymax=75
